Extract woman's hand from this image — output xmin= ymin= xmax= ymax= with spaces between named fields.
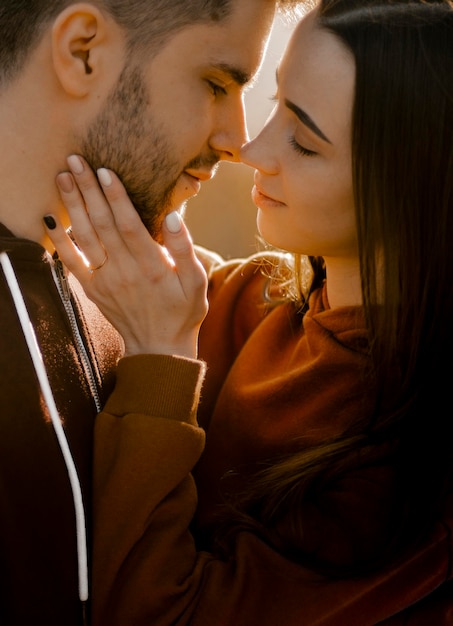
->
xmin=45 ymin=155 xmax=208 ymax=359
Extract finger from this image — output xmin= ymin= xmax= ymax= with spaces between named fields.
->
xmin=95 ymin=166 xmax=158 ymax=257
xmin=58 ymin=162 xmax=171 ymax=288
xmin=56 ymin=171 xmax=108 ymax=270
xmin=162 ymin=211 xmax=208 ymax=298
xmin=66 ymin=156 xmax=131 ymax=260
xmin=42 ymin=214 xmax=91 ymax=280
xmin=94 ymin=167 xmax=169 ymax=277
xmin=67 ymin=155 xmax=116 ymax=231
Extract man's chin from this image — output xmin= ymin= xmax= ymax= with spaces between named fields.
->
xmin=137 ymin=184 xmax=191 ymax=240
xmin=145 ymin=215 xmax=164 ymax=243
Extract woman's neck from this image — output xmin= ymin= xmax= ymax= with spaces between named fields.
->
xmin=323 ymin=256 xmax=362 ymax=308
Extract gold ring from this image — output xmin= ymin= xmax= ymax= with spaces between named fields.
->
xmin=88 ymin=253 xmax=108 ymax=274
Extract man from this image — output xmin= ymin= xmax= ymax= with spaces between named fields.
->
xmin=0 ymin=0 xmax=302 ymax=624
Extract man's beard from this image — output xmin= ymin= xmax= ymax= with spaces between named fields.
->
xmin=80 ymin=64 xmax=180 ymax=240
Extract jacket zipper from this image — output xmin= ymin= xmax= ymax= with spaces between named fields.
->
xmin=52 ymin=256 xmax=102 ymax=414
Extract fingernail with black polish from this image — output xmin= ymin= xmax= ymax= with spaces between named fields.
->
xmin=43 ymin=215 xmax=56 ymax=230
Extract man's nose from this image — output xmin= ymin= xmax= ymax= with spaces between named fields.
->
xmin=209 ymin=97 xmax=248 ymax=162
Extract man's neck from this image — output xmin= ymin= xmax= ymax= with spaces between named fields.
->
xmin=0 ymin=81 xmax=65 ymax=250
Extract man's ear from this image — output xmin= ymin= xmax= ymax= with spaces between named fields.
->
xmin=51 ymin=3 xmax=121 ymax=97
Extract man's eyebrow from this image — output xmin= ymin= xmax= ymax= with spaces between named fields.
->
xmin=285 ymin=98 xmax=332 ymax=144
xmin=275 ymin=67 xmax=332 ymax=144
xmin=212 ymin=63 xmax=250 ymax=86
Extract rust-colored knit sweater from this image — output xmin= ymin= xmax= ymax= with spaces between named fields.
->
xmin=93 ymin=251 xmax=453 ymax=626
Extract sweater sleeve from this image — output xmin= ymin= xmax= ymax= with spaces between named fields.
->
xmin=92 ymin=353 xmax=207 ymax=625
xmin=92 ymin=354 xmax=452 ymax=626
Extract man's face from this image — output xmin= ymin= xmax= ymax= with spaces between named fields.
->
xmin=81 ymin=0 xmax=276 ymax=239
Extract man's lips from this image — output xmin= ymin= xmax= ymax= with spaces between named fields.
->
xmin=184 ymin=169 xmax=214 ymax=183
xmin=178 ymin=169 xmax=215 ymax=197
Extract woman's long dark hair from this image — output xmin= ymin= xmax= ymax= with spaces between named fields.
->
xmin=321 ymin=0 xmax=453 ymax=529
xmin=322 ymin=0 xmax=453 ymax=398
xmin=219 ymin=0 xmax=453 ymax=575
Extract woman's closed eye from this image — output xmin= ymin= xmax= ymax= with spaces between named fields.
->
xmin=289 ymin=136 xmax=317 ymax=157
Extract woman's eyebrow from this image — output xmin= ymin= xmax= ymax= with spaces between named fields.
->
xmin=285 ymin=98 xmax=332 ymax=144
xmin=275 ymin=67 xmax=332 ymax=144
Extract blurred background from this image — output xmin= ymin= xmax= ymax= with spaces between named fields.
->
xmin=184 ymin=15 xmax=297 ymax=259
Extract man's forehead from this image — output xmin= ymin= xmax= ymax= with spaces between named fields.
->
xmin=153 ymin=2 xmax=275 ymax=86
xmin=194 ymin=25 xmax=274 ymax=86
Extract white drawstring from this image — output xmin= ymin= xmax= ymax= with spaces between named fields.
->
xmin=0 ymin=252 xmax=89 ymax=603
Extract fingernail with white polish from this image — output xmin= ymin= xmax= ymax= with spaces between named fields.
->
xmin=166 ymin=211 xmax=182 ymax=233
xmin=97 ymin=168 xmax=112 ymax=187
xmin=67 ymin=155 xmax=84 ymax=175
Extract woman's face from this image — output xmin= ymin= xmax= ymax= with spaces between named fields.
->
xmin=241 ymin=11 xmax=357 ymax=260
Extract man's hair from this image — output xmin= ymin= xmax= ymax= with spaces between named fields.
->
xmin=0 ymin=0 xmax=304 ymax=87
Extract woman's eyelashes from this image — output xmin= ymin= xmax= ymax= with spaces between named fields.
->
xmin=289 ymin=136 xmax=317 ymax=157
xmin=270 ymin=94 xmax=317 ymax=157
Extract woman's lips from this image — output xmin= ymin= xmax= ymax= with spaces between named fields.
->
xmin=251 ymin=185 xmax=285 ymax=208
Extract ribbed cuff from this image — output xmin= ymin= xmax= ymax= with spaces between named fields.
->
xmin=103 ymin=354 xmax=206 ymax=423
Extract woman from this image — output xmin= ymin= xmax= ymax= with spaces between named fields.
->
xmin=45 ymin=0 xmax=453 ymax=623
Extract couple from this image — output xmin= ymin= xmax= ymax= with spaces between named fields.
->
xmin=2 ymin=0 xmax=453 ymax=624
xmin=0 ymin=1 xmax=299 ymax=624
